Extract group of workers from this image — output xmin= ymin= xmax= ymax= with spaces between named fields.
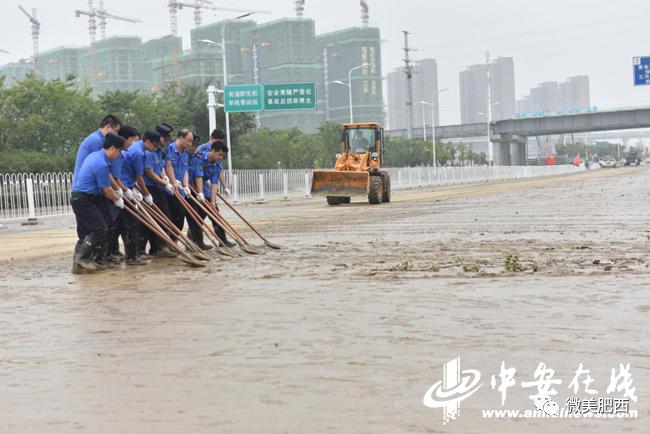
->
xmin=70 ymin=114 xmax=233 ymax=274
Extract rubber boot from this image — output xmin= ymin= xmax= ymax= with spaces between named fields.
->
xmin=189 ymin=223 xmax=213 ymax=250
xmin=93 ymin=243 xmax=113 ymax=270
xmin=214 ymin=224 xmax=236 ymax=248
xmin=76 ymin=236 xmax=100 ymax=272
xmin=71 ymin=242 xmax=85 ymax=274
xmin=90 ymin=231 xmax=112 ymax=270
xmin=137 ymin=233 xmax=152 ymax=260
xmin=125 ymin=230 xmax=147 ymax=266
xmin=108 ymin=229 xmax=125 ymax=263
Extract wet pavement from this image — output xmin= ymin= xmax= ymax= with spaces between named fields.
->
xmin=0 ymin=167 xmax=648 ymax=433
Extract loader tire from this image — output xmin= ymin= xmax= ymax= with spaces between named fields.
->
xmin=368 ymin=175 xmax=383 ymax=205
xmin=340 ymin=197 xmax=351 ymax=204
xmin=327 ymin=196 xmax=342 ymax=206
xmin=381 ymin=172 xmax=391 ymax=203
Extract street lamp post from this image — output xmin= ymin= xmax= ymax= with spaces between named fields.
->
xmin=421 ymin=103 xmax=427 ymax=142
xmin=200 ymin=15 xmax=254 ymax=183
xmin=206 ymin=85 xmax=224 ymax=132
xmin=420 ymin=88 xmax=448 ymax=168
xmin=201 ymin=35 xmax=233 ymax=183
xmin=331 ymin=62 xmax=371 ymax=123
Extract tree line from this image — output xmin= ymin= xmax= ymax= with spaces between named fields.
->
xmin=0 ymin=74 xmax=486 ymax=173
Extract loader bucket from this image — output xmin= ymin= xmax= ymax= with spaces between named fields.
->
xmin=311 ymin=170 xmax=370 ymax=197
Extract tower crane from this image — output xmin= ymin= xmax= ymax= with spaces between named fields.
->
xmin=75 ymin=0 xmax=142 ymax=45
xmin=17 ymin=5 xmax=40 ymax=65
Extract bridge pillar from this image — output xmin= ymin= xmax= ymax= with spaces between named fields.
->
xmin=493 ymin=134 xmax=528 ymax=166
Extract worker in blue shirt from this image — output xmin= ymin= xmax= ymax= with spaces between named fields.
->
xmin=188 ymin=139 xmax=235 ymax=248
xmin=142 ymin=127 xmax=177 ymax=259
xmin=119 ymin=130 xmax=163 ymax=262
xmin=155 ymin=122 xmax=174 ymax=146
xmin=73 ymin=115 xmax=122 ymax=176
xmin=105 ymin=125 xmax=143 ymax=264
xmin=70 ymin=133 xmax=126 ymax=274
xmin=165 ymin=129 xmax=195 ymax=232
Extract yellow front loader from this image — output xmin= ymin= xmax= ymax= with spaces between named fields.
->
xmin=311 ymin=123 xmax=391 ymax=206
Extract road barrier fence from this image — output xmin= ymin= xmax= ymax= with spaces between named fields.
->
xmin=0 ymin=165 xmax=583 ymax=221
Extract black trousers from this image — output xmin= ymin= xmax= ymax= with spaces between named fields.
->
xmin=143 ymin=185 xmax=172 ymax=254
xmin=70 ymin=191 xmax=109 ymax=253
xmin=168 ymin=194 xmax=187 ymax=232
xmin=71 ymin=192 xmax=109 ymax=243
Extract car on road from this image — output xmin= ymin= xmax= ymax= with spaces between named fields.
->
xmin=599 ymin=155 xmax=617 ymax=168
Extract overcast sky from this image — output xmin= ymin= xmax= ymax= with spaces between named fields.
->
xmin=2 ymin=0 xmax=650 ymax=124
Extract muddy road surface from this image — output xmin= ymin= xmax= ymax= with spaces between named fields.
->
xmin=1 ymin=167 xmax=649 ymax=433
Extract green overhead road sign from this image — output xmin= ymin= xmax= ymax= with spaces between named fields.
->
xmin=263 ymin=82 xmax=317 ymax=111
xmin=224 ymin=84 xmax=263 ymax=113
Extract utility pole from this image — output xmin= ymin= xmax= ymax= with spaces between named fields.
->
xmin=322 ymin=47 xmax=331 ymax=122
xmin=252 ymin=42 xmax=261 ymax=129
xmin=486 ymin=50 xmax=493 ymax=165
xmin=403 ymin=30 xmax=414 ymax=139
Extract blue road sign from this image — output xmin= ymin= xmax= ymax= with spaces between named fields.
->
xmin=633 ymin=56 xmax=650 ymax=86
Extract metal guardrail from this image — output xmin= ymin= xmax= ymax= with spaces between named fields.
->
xmin=0 ymin=165 xmax=583 ymax=222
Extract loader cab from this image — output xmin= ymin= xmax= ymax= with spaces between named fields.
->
xmin=341 ymin=123 xmax=384 ymax=165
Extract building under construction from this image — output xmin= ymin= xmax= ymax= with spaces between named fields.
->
xmin=316 ymin=26 xmax=384 ymax=126
xmin=1 ymin=5 xmax=384 ymax=132
xmin=240 ymin=18 xmax=324 ymax=132
xmin=0 ymin=59 xmax=33 ymax=87
xmin=78 ymin=36 xmax=149 ymax=94
xmin=37 ymin=47 xmax=85 ymax=83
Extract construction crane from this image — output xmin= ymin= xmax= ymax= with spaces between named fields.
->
xmin=360 ymin=0 xmax=369 ymax=27
xmin=75 ymin=0 xmax=142 ymax=45
xmin=0 ymin=50 xmax=9 ymax=55
xmin=295 ymin=0 xmax=305 ymax=17
xmin=17 ymin=5 xmax=40 ymax=65
xmin=168 ymin=0 xmax=271 ymax=35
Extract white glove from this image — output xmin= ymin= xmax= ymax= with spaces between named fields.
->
xmin=124 ymin=189 xmax=134 ymax=200
xmin=174 ymin=180 xmax=184 ymax=189
xmin=224 ymin=188 xmax=232 ymax=196
xmin=197 ymin=192 xmax=205 ymax=202
xmin=183 ymin=186 xmax=191 ymax=196
xmin=164 ymin=183 xmax=174 ymax=194
xmin=144 ymin=194 xmax=154 ymax=205
xmin=133 ymin=190 xmax=143 ymax=202
xmin=113 ymin=197 xmax=125 ymax=209
xmin=162 ymin=174 xmax=170 ymax=183
xmin=116 ymin=188 xmax=124 ymax=198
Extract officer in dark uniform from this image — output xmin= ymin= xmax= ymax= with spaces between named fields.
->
xmin=142 ymin=127 xmax=177 ymax=258
xmin=165 ymin=129 xmax=194 ymax=232
xmin=188 ymin=139 xmax=235 ymax=248
xmin=107 ymin=125 xmax=141 ymax=262
xmin=71 ymin=133 xmax=126 ymax=274
xmin=120 ymin=130 xmax=162 ymax=264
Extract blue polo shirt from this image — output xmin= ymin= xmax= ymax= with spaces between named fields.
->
xmin=110 ymin=151 xmax=125 ymax=181
xmin=72 ymin=150 xmax=112 ymax=196
xmin=121 ymin=140 xmax=145 ymax=188
xmin=188 ymin=144 xmax=208 ymax=182
xmin=166 ymin=142 xmax=189 ymax=181
xmin=144 ymin=148 xmax=165 ymax=187
xmin=73 ymin=130 xmax=106 ymax=175
xmin=193 ymin=155 xmax=223 ymax=198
